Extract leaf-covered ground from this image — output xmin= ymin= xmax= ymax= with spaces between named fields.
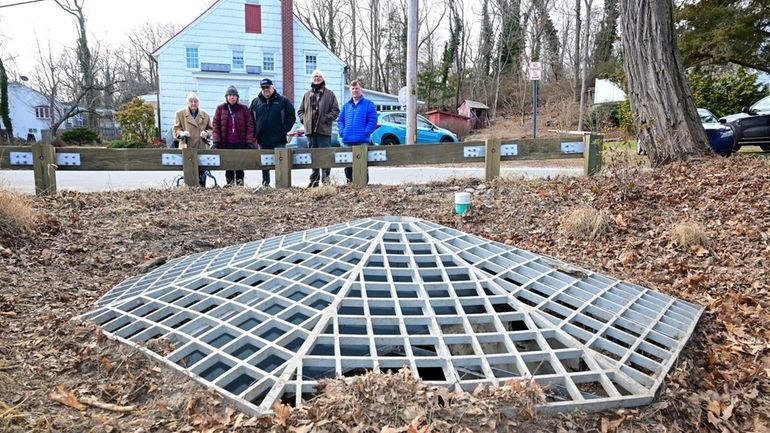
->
xmin=1 ymin=155 xmax=768 ymax=432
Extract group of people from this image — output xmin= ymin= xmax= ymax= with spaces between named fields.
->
xmin=172 ymin=69 xmax=378 ymax=188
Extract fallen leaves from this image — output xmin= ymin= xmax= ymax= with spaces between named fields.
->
xmin=3 ymin=156 xmax=770 ymax=432
xmin=48 ymin=385 xmax=86 ymax=411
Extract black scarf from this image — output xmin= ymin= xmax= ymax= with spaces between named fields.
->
xmin=311 ymin=81 xmax=326 ymax=92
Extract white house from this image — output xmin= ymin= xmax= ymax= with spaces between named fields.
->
xmin=341 ymin=88 xmax=404 ymax=112
xmin=152 ymin=0 xmax=348 ymax=136
xmin=593 ymin=79 xmax=627 ymax=104
xmin=1 ymin=82 xmax=61 ymax=142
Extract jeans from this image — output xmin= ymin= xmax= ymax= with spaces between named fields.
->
xmin=198 ymin=169 xmax=207 ymax=187
xmin=308 ymin=134 xmax=332 ymax=187
xmin=344 ymin=142 xmax=370 ymax=184
xmin=259 ymin=143 xmax=285 ymax=186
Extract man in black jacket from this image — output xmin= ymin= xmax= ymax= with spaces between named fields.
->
xmin=250 ymin=78 xmax=296 ymax=186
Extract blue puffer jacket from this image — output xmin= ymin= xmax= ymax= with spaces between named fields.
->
xmin=338 ymin=96 xmax=378 ymax=144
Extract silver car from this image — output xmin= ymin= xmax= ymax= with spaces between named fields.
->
xmin=286 ymin=124 xmax=340 ymax=148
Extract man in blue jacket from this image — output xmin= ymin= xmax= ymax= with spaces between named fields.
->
xmin=338 ymin=80 xmax=378 ymax=184
xmin=250 ymin=78 xmax=296 ymax=187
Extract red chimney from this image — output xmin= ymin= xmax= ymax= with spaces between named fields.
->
xmin=281 ymin=0 xmax=294 ymax=102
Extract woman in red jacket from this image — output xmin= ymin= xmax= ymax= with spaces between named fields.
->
xmin=212 ymin=85 xmax=255 ymax=186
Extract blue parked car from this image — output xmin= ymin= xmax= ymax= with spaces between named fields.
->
xmin=636 ymin=108 xmax=734 ymax=156
xmin=699 ymin=108 xmax=734 ymax=156
xmin=370 ymin=112 xmax=460 ymax=145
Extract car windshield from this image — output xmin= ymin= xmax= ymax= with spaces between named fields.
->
xmin=751 ymin=95 xmax=770 ymax=113
xmin=698 ymin=109 xmax=718 ymax=124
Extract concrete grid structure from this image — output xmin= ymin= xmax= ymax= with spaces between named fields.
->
xmin=81 ymin=216 xmax=702 ymax=415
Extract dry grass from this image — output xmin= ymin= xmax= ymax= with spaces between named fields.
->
xmin=0 ymin=188 xmax=36 ymax=238
xmin=670 ymin=222 xmax=710 ymax=249
xmin=308 ymin=184 xmax=338 ymax=200
xmin=560 ymin=206 xmax=610 ymax=241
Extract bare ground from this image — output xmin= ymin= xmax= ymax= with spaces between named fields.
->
xmin=1 ymin=155 xmax=769 ymax=432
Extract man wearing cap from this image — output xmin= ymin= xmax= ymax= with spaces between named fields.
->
xmin=297 ymin=69 xmax=339 ymax=187
xmin=249 ymin=78 xmax=296 ymax=187
xmin=212 ymin=85 xmax=255 ymax=186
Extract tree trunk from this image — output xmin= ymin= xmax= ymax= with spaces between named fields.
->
xmin=573 ymin=0 xmax=581 ymax=102
xmin=350 ymin=0 xmax=357 ymax=78
xmin=577 ymin=0 xmax=593 ymax=131
xmin=0 ymin=58 xmax=13 ymax=144
xmin=620 ymin=0 xmax=711 ymax=164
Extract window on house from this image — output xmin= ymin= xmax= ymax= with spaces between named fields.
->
xmin=305 ymin=55 xmax=317 ymax=75
xmin=35 ymin=106 xmax=51 ymax=119
xmin=232 ymin=49 xmax=244 ymax=70
xmin=263 ymin=53 xmax=274 ymax=72
xmin=245 ymin=4 xmax=261 ymax=33
xmin=186 ymin=47 xmax=199 ymax=69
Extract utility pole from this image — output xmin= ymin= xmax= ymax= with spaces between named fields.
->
xmin=406 ymin=0 xmax=418 ymax=144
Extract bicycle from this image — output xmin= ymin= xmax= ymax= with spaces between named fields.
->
xmin=172 ymin=135 xmax=219 ymax=188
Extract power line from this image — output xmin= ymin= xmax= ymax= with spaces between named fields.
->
xmin=0 ymin=0 xmax=45 ymax=9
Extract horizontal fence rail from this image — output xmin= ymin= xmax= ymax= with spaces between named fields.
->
xmin=0 ymin=135 xmax=603 ymax=195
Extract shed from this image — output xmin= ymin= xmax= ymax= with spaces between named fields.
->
xmin=425 ymin=110 xmax=470 ymax=140
xmin=458 ymin=100 xmax=490 ymax=130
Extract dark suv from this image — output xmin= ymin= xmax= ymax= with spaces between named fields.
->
xmin=719 ymin=95 xmax=770 ymax=152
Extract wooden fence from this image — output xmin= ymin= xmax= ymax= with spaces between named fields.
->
xmin=0 ymin=135 xmax=602 ymax=196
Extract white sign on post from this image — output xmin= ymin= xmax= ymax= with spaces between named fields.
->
xmin=529 ymin=61 xmax=542 ymax=81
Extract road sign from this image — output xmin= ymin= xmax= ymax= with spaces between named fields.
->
xmin=529 ymin=61 xmax=542 ymax=80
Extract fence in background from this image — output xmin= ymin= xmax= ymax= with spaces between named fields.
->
xmin=0 ymin=135 xmax=602 ymax=196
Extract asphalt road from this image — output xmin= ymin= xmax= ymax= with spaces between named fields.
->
xmin=1 ymin=166 xmax=582 ymax=194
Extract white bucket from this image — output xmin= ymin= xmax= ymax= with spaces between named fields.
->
xmin=455 ymin=192 xmax=471 ymax=215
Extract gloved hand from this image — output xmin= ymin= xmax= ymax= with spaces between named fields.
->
xmin=200 ymin=130 xmax=210 ymax=140
xmin=178 ymin=131 xmax=190 ymax=139
xmin=211 ymin=142 xmax=219 ymax=149
xmin=246 ymin=143 xmax=255 ymax=149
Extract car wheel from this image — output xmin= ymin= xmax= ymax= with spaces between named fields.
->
xmin=760 ymin=145 xmax=770 ymax=152
xmin=381 ymin=136 xmax=399 ymax=146
xmin=440 ymin=136 xmax=454 ymax=143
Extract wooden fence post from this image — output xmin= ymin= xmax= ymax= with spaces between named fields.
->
xmin=182 ymin=148 xmax=199 ymax=187
xmin=32 ymin=143 xmax=57 ymax=195
xmin=583 ymin=133 xmax=603 ymax=176
xmin=352 ymin=145 xmax=368 ymax=186
xmin=484 ymin=139 xmax=501 ymax=181
xmin=275 ymin=147 xmax=292 ymax=188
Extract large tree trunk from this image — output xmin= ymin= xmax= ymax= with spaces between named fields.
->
xmin=619 ymin=0 xmax=711 ymax=164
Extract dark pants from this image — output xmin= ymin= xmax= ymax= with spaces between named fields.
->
xmin=344 ymin=142 xmax=370 ymax=184
xmin=259 ymin=143 xmax=285 ymax=186
xmin=224 ymin=143 xmax=246 ymax=186
xmin=308 ymin=134 xmax=332 ymax=187
xmin=198 ymin=169 xmax=207 ymax=187
xmin=226 ymin=170 xmax=244 ymax=186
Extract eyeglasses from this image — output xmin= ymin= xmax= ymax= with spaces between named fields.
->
xmin=261 ymin=86 xmax=270 ymax=89
xmin=312 ymin=75 xmax=322 ymax=79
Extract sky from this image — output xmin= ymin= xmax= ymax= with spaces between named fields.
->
xmin=0 ymin=0 xmax=217 ymax=77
